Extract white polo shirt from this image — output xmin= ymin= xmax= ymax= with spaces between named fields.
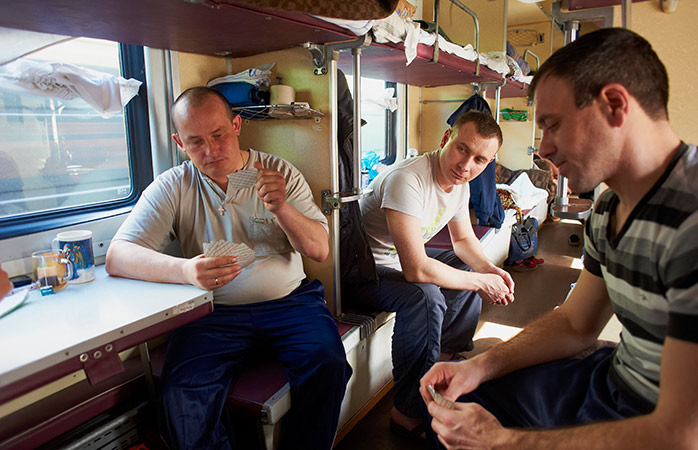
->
xmin=114 ymin=149 xmax=328 ymax=305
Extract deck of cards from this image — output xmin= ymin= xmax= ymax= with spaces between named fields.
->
xmin=427 ymin=385 xmax=454 ymax=409
xmin=204 ymin=240 xmax=256 ymax=268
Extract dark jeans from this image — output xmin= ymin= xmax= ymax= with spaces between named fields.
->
xmin=159 ymin=279 xmax=352 ymax=450
xmin=343 ymin=248 xmax=482 ymax=418
xmin=425 ymin=346 xmax=650 ymax=448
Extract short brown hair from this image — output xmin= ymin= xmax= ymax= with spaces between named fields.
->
xmin=529 ymin=28 xmax=669 ymax=120
xmin=451 ymin=110 xmax=503 ymax=148
xmin=171 ymin=86 xmax=236 ymax=132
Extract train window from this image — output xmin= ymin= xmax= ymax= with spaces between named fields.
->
xmin=0 ymin=38 xmax=152 ymax=239
xmin=345 ymin=76 xmax=400 ymax=182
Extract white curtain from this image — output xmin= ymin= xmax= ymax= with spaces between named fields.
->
xmin=0 ymin=26 xmax=142 ymax=118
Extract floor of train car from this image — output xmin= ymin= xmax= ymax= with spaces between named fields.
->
xmin=335 ymin=217 xmax=622 ymax=450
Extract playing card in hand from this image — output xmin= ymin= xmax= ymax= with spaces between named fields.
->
xmin=427 ymin=385 xmax=454 ymax=409
xmin=204 ymin=240 xmax=256 ymax=268
xmin=227 ymin=168 xmax=258 ymax=190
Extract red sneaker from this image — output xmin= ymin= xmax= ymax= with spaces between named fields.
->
xmin=511 ymin=259 xmax=538 ymax=271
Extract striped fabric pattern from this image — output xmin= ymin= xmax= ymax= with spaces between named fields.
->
xmin=584 ymin=142 xmax=698 ymax=407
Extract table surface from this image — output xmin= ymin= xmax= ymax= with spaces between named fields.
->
xmin=0 ymin=265 xmax=212 ymax=398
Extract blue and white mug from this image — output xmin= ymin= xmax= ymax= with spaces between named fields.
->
xmin=52 ymin=230 xmax=95 ymax=283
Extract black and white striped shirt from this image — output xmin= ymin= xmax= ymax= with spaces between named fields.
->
xmin=584 ymin=142 xmax=698 ymax=409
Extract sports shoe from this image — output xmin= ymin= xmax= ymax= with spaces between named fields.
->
xmin=530 ymin=256 xmax=545 ymax=265
xmin=511 ymin=258 xmax=538 ymax=271
xmin=568 ymin=234 xmax=581 ymax=246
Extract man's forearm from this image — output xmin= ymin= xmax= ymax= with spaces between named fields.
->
xmin=500 ymin=413 xmax=683 ymax=450
xmin=475 ymin=270 xmax=613 ymax=382
xmin=452 ymin=235 xmax=494 ymax=273
xmin=272 ymin=202 xmax=329 ymax=262
xmin=474 ymin=308 xmax=598 ymax=383
xmin=406 ymin=257 xmax=485 ymax=291
xmin=105 ymin=240 xmax=188 ymax=284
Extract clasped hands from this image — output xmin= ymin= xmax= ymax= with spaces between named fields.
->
xmin=478 ymin=266 xmax=515 ymax=306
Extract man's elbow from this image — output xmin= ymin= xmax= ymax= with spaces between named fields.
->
xmin=105 ymin=241 xmax=126 ymax=276
xmin=307 ymin=229 xmax=329 ymax=263
xmin=402 ymin=266 xmax=428 ymax=284
xmin=309 ymin=242 xmax=330 ymax=263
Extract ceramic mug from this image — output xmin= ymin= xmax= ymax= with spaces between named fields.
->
xmin=52 ymin=230 xmax=95 ymax=283
xmin=32 ymin=249 xmax=74 ymax=292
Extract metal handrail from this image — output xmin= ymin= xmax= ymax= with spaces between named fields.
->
xmin=432 ymin=0 xmax=480 ymax=75
xmin=322 ymin=35 xmax=374 ymax=316
xmin=523 ymin=49 xmax=539 ymax=72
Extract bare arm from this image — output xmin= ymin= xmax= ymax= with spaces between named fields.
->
xmin=475 ymin=268 xmax=613 ymax=381
xmin=269 ymin=202 xmax=329 ymax=262
xmin=254 ymin=162 xmax=328 ymax=262
xmin=427 ymin=336 xmax=698 ymax=450
xmin=386 ymin=208 xmax=510 ymax=304
xmin=448 ymin=219 xmax=495 ymax=273
xmin=421 ymin=268 xmax=614 ymax=402
xmin=105 ymin=240 xmax=241 ymax=290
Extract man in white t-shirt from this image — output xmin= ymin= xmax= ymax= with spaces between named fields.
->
xmin=344 ymin=111 xmax=515 ymax=438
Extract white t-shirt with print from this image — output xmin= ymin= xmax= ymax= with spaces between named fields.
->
xmin=359 ymin=150 xmax=471 ymax=271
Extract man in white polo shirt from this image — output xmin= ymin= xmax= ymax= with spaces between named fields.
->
xmin=107 ymin=87 xmax=351 ymax=450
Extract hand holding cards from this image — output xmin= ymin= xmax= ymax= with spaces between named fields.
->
xmin=253 ymin=162 xmax=287 ymax=213
xmin=427 ymin=385 xmax=454 ymax=410
xmin=204 ymin=240 xmax=256 ymax=268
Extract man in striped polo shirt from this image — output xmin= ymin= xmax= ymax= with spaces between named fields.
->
xmin=420 ymin=28 xmax=698 ymax=449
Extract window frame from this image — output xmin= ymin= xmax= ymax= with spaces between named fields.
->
xmin=0 ymin=43 xmax=153 ymax=240
xmin=381 ymin=81 xmax=398 ymax=166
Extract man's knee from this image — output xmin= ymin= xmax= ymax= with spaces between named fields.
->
xmin=310 ymin=335 xmax=349 ymax=371
xmin=412 ymin=282 xmax=447 ymax=312
xmin=288 ymin=339 xmax=351 ymax=396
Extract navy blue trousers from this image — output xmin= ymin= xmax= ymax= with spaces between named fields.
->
xmin=426 ymin=346 xmax=650 ymax=448
xmin=343 ymin=248 xmax=482 ymax=418
xmin=158 ymin=279 xmax=352 ymax=450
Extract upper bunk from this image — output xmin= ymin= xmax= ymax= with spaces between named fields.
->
xmin=0 ymin=0 xmax=528 ymax=95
